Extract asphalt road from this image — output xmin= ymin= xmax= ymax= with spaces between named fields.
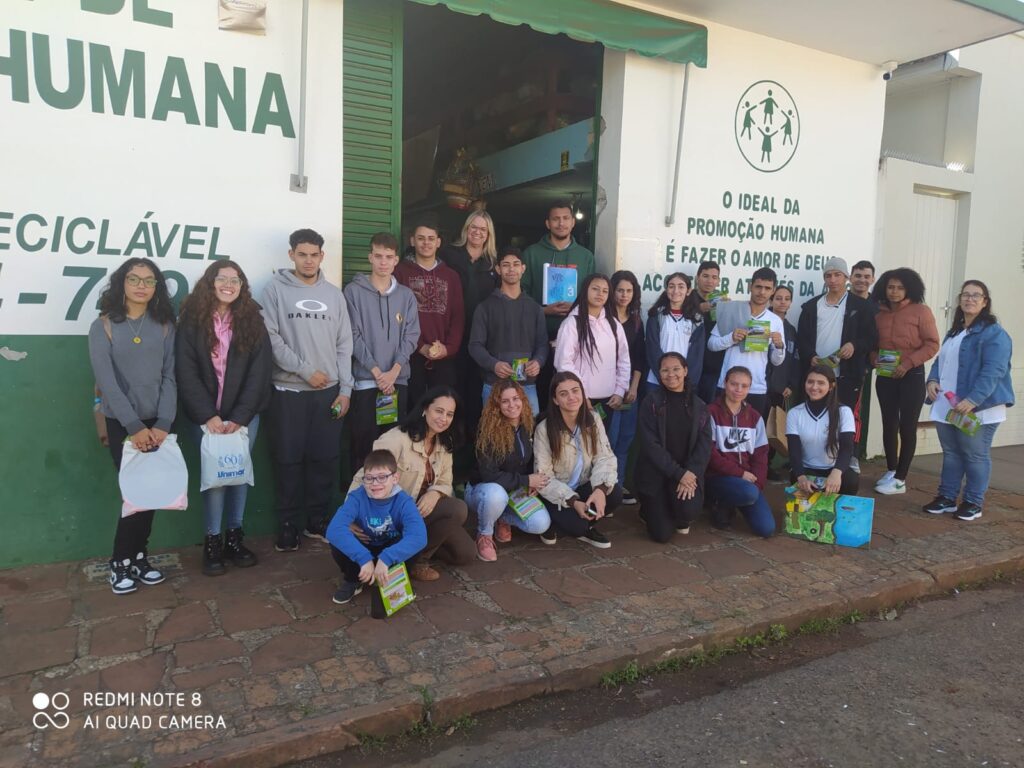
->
xmin=371 ymin=583 xmax=1024 ymax=768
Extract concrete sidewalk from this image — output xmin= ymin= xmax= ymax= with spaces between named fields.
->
xmin=1 ymin=458 xmax=1023 ymax=768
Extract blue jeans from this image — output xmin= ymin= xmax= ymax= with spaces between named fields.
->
xmin=935 ymin=421 xmax=999 ymax=506
xmin=187 ymin=415 xmax=260 ymax=535
xmin=482 ymin=383 xmax=540 ymax=415
xmin=706 ymin=475 xmax=775 ymax=538
xmin=607 ymin=404 xmax=639 ymax=488
xmin=465 ymin=482 xmax=551 ymax=536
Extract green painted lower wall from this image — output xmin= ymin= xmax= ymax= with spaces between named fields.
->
xmin=0 ymin=334 xmax=285 ymax=569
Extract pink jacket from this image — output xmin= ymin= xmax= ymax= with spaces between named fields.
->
xmin=554 ymin=309 xmax=630 ymax=399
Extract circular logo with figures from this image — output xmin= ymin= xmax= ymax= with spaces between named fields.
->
xmin=734 ymin=81 xmax=800 ymax=173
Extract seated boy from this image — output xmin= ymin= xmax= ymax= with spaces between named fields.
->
xmin=325 ymin=449 xmax=427 ymax=605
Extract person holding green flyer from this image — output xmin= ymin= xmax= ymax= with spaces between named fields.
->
xmin=326 ymin=449 xmax=426 ymax=607
xmin=869 ymin=268 xmax=939 ymax=495
xmin=344 ymin=233 xmax=421 ymax=474
xmin=923 ymin=281 xmax=1013 ymax=522
xmin=466 ymin=381 xmax=551 ymax=561
xmin=707 ymin=267 xmax=786 ymax=416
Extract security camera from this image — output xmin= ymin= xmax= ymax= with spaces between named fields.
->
xmin=882 ymin=61 xmax=898 ymax=81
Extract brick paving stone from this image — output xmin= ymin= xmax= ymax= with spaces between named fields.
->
xmin=517 ymin=547 xmax=597 ymax=569
xmin=218 ymin=594 xmax=292 ymax=634
xmin=313 ymin=656 xmax=385 ymax=692
xmin=665 ymin=524 xmax=725 ymax=549
xmin=2 ymin=597 xmax=73 ymax=632
xmin=346 ymin=609 xmax=435 ymax=651
xmin=1 ymin=626 xmax=77 ymax=675
xmin=0 ymin=562 xmax=69 ymax=600
xmin=172 ymin=661 xmax=247 ymax=690
xmin=630 ymin=553 xmax=707 ymax=587
xmin=288 ymin=551 xmax=341 ymax=583
xmin=532 ymin=570 xmax=615 ymax=607
xmin=241 ymin=676 xmax=280 ymax=709
xmin=583 ymin=564 xmax=656 ymax=595
xmin=407 ymin=568 xmax=461 ymax=597
xmin=154 ymin=603 xmax=215 ymax=646
xmin=281 ymin=580 xmax=337 ymax=619
xmin=88 ymin=614 xmax=149 ymax=657
xmin=96 ymin=652 xmax=168 ymax=692
xmin=455 ymin=553 xmax=532 ymax=582
xmin=418 ymin=594 xmax=501 ymax=634
xmin=592 ymin=529 xmax=667 ymax=559
xmin=691 ymin=546 xmax=769 ymax=578
xmin=174 ymin=636 xmax=246 ymax=668
xmin=250 ymin=633 xmax=333 ymax=675
xmin=745 ymin=535 xmax=834 ymax=563
xmin=481 ymin=582 xmax=560 ymax=618
xmin=872 ymin=511 xmax=958 ymax=539
xmin=76 ymin=584 xmax=178 ymax=620
xmin=293 ymin=612 xmax=351 ymax=634
xmin=499 ymin=630 xmax=543 ymax=648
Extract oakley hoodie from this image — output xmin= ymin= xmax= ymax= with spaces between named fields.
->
xmin=260 ymin=269 xmax=354 ymax=394
xmin=343 ymin=274 xmax=421 ymax=389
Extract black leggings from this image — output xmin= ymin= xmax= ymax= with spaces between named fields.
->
xmin=543 ymin=483 xmax=622 ymax=537
xmin=875 ymin=366 xmax=925 ymax=480
xmin=106 ymin=417 xmax=158 ymax=561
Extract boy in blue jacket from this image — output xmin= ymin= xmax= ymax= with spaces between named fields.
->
xmin=326 ymin=449 xmax=427 ymax=605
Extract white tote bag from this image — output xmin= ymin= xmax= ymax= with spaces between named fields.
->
xmin=119 ymin=434 xmax=189 ymax=517
xmin=199 ymin=426 xmax=254 ymax=492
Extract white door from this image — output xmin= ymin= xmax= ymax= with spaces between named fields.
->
xmin=907 ymin=190 xmax=959 ymax=454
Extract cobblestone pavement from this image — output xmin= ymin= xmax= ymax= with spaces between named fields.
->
xmin=2 ymin=460 xmax=1023 ymax=768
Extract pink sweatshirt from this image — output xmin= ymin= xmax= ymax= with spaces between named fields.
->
xmin=554 ymin=308 xmax=630 ymax=400
xmin=212 ymin=310 xmax=233 ymax=412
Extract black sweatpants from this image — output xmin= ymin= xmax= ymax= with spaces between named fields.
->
xmin=269 ymin=386 xmax=344 ymax=529
xmin=331 ymin=543 xmax=406 ymax=584
xmin=542 ymin=482 xmax=623 ymax=537
xmin=875 ymin=366 xmax=926 ymax=480
xmin=408 ymin=355 xmax=458 ymax=413
xmin=106 ymin=417 xmax=161 ymax=561
xmin=638 ymin=478 xmax=705 ymax=543
xmin=348 ymin=385 xmax=409 ymax=474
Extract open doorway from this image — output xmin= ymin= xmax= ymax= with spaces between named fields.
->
xmin=399 ymin=2 xmax=603 ymax=251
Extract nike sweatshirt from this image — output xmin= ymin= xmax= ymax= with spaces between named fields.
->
xmin=706 ymin=399 xmax=769 ymax=488
xmin=260 ymin=269 xmax=354 ymax=395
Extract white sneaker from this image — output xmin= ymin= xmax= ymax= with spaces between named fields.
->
xmin=874 ymin=470 xmax=896 ymax=490
xmin=849 ymin=457 xmax=861 ymax=474
xmin=876 ymin=478 xmax=906 ymax=495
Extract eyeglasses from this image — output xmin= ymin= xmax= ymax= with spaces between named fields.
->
xmin=959 ymin=292 xmax=985 ymax=301
xmin=362 ymin=472 xmax=394 ymax=485
xmin=214 ymin=276 xmax=243 ymax=287
xmin=125 ymin=275 xmax=157 ymax=288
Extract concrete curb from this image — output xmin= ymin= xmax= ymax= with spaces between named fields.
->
xmin=161 ymin=547 xmax=1024 ymax=768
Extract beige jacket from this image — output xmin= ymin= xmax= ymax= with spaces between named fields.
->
xmin=534 ymin=416 xmax=618 ymax=507
xmin=349 ymin=427 xmax=453 ymax=499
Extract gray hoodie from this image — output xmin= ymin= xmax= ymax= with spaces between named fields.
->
xmin=261 ymin=269 xmax=354 ymax=395
xmin=343 ymin=273 xmax=420 ymax=388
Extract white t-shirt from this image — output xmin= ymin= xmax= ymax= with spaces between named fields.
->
xmin=646 ymin=313 xmax=696 ymax=385
xmin=814 ymin=293 xmax=846 ymax=372
xmin=786 ymin=402 xmax=856 ymax=470
xmin=709 ymin=309 xmax=786 ymax=394
xmin=929 ymin=330 xmax=1007 ymax=425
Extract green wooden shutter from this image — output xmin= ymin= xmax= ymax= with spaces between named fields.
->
xmin=342 ymin=0 xmax=403 ymax=284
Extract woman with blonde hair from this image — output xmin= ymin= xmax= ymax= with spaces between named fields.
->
xmin=465 ymin=380 xmax=551 ymax=561
xmin=442 ymin=209 xmax=499 ymax=433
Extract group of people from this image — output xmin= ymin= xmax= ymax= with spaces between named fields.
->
xmin=88 ymin=202 xmax=1014 ymax=603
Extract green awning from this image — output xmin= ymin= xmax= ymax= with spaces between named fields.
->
xmin=408 ymin=0 xmax=708 ymax=67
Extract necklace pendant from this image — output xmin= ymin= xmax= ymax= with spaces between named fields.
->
xmin=133 ymin=336 xmax=142 ymax=344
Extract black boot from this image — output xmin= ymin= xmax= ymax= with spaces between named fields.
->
xmin=202 ymin=534 xmax=226 ymax=576
xmin=224 ymin=527 xmax=257 ymax=568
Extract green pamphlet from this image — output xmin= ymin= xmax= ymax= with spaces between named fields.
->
xmin=743 ymin=318 xmax=771 ymax=353
xmin=378 ymin=563 xmax=415 ymax=617
xmin=819 ymin=349 xmax=842 ymax=369
xmin=508 ymin=488 xmax=544 ymax=522
xmin=511 ymin=357 xmax=529 ymax=382
xmin=875 ymin=349 xmax=901 ymax=378
xmin=945 ymin=409 xmax=981 ymax=436
xmin=707 ymin=290 xmax=728 ymax=322
xmin=375 ymin=392 xmax=398 ymax=426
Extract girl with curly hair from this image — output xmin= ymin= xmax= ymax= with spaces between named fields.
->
xmin=177 ymin=260 xmax=273 ymax=576
xmin=88 ymin=257 xmax=177 ymax=595
xmin=466 ymin=380 xmax=551 ymax=561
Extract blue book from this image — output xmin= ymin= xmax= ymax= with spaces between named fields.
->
xmin=542 ymin=264 xmax=577 ymax=305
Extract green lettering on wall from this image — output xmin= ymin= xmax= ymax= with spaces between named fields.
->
xmin=133 ymin=0 xmax=173 ymax=29
xmin=33 ymin=34 xmax=86 ymax=110
xmin=89 ymin=43 xmax=145 ymax=117
xmin=152 ymin=56 xmax=199 ymax=125
xmin=252 ymin=72 xmax=295 ymax=138
xmin=16 ymin=214 xmax=47 ymax=252
xmin=205 ymin=63 xmax=246 ymax=132
xmin=0 ymin=29 xmax=29 ymax=103
xmin=81 ymin=0 xmax=126 ymax=15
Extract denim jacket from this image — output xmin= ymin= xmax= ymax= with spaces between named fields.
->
xmin=927 ymin=320 xmax=1014 ymax=411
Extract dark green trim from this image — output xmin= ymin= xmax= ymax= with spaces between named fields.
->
xmin=954 ymin=0 xmax=1024 ymax=24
